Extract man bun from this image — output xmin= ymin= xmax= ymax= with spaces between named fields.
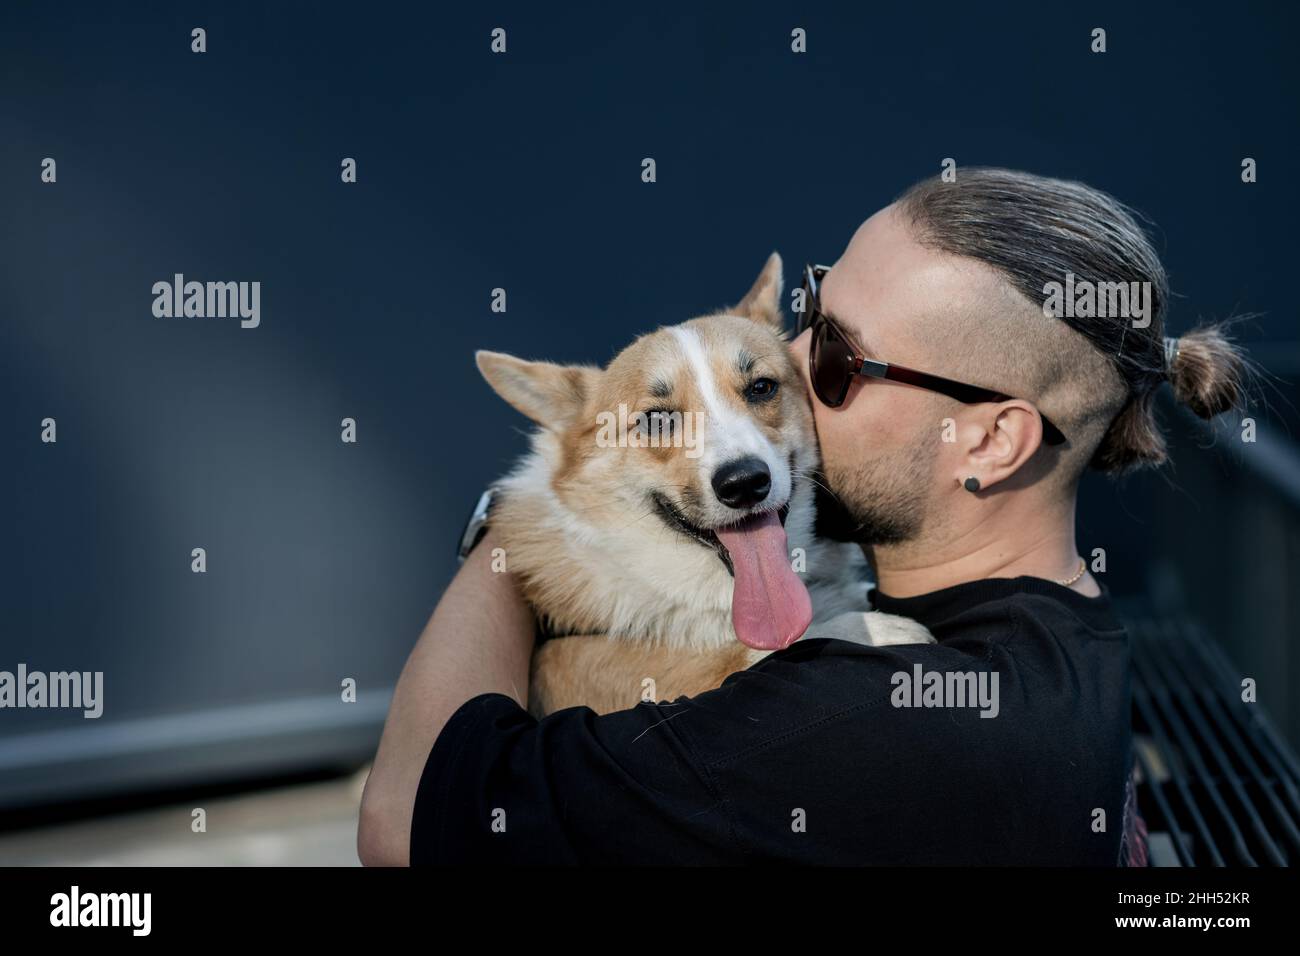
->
xmin=1166 ymin=324 xmax=1248 ymax=420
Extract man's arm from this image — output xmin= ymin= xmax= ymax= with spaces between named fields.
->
xmin=357 ymin=528 xmax=534 ymax=866
xmin=528 ymin=611 xmax=933 ymax=717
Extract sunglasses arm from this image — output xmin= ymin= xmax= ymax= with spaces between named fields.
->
xmin=855 ymin=358 xmax=889 ymax=379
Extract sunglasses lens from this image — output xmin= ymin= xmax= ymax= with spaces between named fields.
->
xmin=811 ymin=319 xmax=854 ymax=406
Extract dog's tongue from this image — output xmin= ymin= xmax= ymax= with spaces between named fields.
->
xmin=715 ymin=511 xmax=813 ymax=650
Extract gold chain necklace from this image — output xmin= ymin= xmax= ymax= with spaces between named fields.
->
xmin=1057 ymin=558 xmax=1087 ymax=587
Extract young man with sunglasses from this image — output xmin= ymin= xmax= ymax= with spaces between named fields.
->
xmin=359 ymin=168 xmax=1245 ymax=866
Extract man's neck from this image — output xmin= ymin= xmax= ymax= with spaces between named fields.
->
xmin=866 ymin=495 xmax=1098 ymax=599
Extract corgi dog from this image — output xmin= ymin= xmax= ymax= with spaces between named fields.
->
xmin=476 ymin=253 xmax=933 ymax=716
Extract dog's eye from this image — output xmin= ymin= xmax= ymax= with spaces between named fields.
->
xmin=639 ymin=408 xmax=677 ymax=436
xmin=746 ymin=378 xmax=780 ymax=402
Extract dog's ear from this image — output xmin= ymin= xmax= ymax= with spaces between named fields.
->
xmin=731 ymin=252 xmax=785 ymax=331
xmin=476 ymin=350 xmax=596 ymax=429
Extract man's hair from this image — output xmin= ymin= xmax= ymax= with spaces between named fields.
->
xmin=897 ymin=167 xmax=1249 ymax=475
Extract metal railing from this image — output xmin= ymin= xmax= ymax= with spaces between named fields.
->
xmin=1127 ymin=612 xmax=1300 ymax=866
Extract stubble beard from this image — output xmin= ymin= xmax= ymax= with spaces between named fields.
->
xmin=813 ymin=436 xmax=938 ymax=546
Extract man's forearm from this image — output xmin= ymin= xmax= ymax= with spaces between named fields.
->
xmin=358 ymin=528 xmax=534 ymax=865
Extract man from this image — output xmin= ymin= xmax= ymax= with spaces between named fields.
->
xmin=357 ymin=168 xmax=1245 ymax=865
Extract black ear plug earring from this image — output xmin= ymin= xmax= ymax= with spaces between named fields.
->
xmin=963 ymin=476 xmax=981 ymax=493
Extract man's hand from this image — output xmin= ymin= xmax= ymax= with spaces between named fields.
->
xmin=357 ymin=528 xmax=534 ymax=866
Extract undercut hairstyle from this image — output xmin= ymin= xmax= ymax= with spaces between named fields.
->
xmin=897 ymin=167 xmax=1250 ymax=476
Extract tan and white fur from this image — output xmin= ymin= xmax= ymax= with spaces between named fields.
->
xmin=477 ymin=253 xmax=932 ymax=716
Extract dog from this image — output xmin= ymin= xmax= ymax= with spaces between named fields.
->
xmin=476 ymin=253 xmax=933 ymax=716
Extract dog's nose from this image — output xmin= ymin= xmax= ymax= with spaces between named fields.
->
xmin=712 ymin=456 xmax=771 ymax=509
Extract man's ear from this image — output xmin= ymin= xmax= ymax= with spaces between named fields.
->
xmin=476 ymin=350 xmax=597 ymax=429
xmin=731 ymin=252 xmax=785 ymax=332
xmin=952 ymin=401 xmax=1047 ymax=492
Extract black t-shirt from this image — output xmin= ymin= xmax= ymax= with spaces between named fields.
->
xmin=410 ymin=576 xmax=1132 ymax=865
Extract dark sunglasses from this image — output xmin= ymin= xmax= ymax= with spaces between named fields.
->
xmin=796 ymin=264 xmax=1067 ymax=446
